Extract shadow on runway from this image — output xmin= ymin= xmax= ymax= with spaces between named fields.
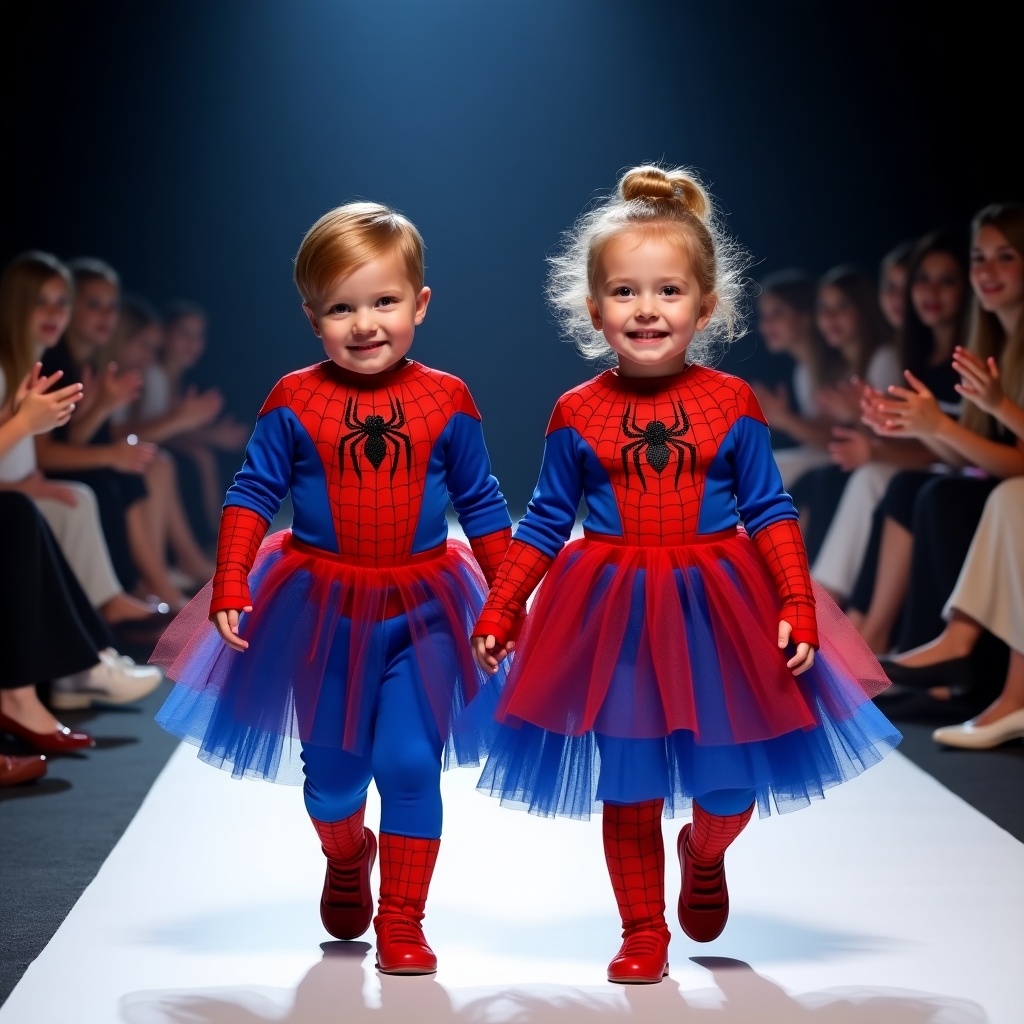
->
xmin=119 ymin=943 xmax=984 ymax=1024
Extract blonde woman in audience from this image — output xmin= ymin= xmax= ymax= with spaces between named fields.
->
xmin=0 ymin=252 xmax=163 ymax=706
xmin=855 ymin=204 xmax=1024 ymax=655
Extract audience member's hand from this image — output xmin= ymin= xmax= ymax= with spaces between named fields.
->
xmin=953 ymin=346 xmax=1004 ymax=414
xmin=108 ymin=438 xmax=157 ymax=473
xmin=751 ymin=381 xmax=790 ymax=425
xmin=12 ymin=364 xmax=82 ymax=434
xmin=207 ymin=416 xmax=249 ymax=451
xmin=814 ymin=377 xmax=865 ymax=424
xmin=178 ymin=385 xmax=224 ymax=429
xmin=96 ymin=362 xmax=144 ymax=411
xmin=871 ymin=371 xmax=944 ymax=438
xmin=827 ymin=426 xmax=873 ymax=471
xmin=17 ymin=470 xmax=79 ymax=507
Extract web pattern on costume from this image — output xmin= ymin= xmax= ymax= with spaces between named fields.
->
xmin=603 ymin=799 xmax=668 ymax=933
xmin=276 ymin=366 xmax=464 ymax=565
xmin=377 ymin=834 xmax=440 ymax=916
xmin=687 ymin=800 xmax=754 ymax=863
xmin=563 ymin=368 xmax=749 ymax=545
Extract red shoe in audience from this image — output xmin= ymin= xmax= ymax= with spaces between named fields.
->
xmin=0 ymin=754 xmax=47 ymax=786
xmin=0 ymin=711 xmax=94 ymax=754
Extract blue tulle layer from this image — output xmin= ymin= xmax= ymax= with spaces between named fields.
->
xmin=478 ymin=650 xmax=901 ymax=820
xmin=154 ymin=534 xmax=505 ymax=785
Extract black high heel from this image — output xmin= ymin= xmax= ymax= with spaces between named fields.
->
xmin=878 ymin=655 xmax=974 ymax=693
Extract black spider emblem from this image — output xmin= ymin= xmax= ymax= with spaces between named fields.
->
xmin=339 ymin=395 xmax=412 ymax=480
xmin=620 ymin=401 xmax=696 ymax=490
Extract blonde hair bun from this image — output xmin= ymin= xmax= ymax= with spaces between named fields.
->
xmin=619 ymin=165 xmax=709 ymax=222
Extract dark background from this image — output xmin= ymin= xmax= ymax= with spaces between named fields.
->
xmin=2 ymin=0 xmax=1014 ymax=510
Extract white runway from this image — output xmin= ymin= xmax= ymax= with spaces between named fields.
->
xmin=2 ymin=738 xmax=1021 ymax=1024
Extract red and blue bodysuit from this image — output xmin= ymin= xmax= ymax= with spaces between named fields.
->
xmin=154 ymin=358 xmax=511 ymax=956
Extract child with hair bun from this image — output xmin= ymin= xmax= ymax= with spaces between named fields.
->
xmin=154 ymin=201 xmax=513 ymax=975
xmin=472 ymin=165 xmax=900 ymax=984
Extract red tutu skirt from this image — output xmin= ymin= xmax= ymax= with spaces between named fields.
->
xmin=154 ymin=532 xmax=504 ymax=784
xmin=478 ymin=531 xmax=899 ymax=818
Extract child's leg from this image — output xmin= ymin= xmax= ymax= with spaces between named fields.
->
xmin=602 ymin=800 xmax=670 ymax=984
xmin=300 ymin=742 xmax=377 ymax=941
xmin=370 ymin=629 xmax=447 ymax=975
xmin=677 ymin=788 xmax=755 ymax=942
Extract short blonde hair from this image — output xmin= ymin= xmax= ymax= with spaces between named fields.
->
xmin=547 ymin=164 xmax=748 ymax=365
xmin=294 ymin=202 xmax=424 ymax=304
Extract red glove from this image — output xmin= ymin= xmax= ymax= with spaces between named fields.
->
xmin=473 ymin=539 xmax=553 ymax=646
xmin=468 ymin=527 xmax=512 ymax=589
xmin=751 ymin=518 xmax=818 ymax=648
xmin=210 ymin=506 xmax=269 ymax=617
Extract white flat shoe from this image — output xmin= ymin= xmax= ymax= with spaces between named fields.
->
xmin=932 ymin=708 xmax=1024 ymax=750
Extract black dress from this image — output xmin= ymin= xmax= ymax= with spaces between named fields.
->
xmin=0 ymin=493 xmax=111 ymax=688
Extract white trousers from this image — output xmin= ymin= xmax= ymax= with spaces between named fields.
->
xmin=811 ymin=462 xmax=900 ymax=598
xmin=945 ymin=477 xmax=1024 ymax=654
xmin=34 ymin=482 xmax=122 ymax=609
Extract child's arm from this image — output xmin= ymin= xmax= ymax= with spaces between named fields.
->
xmin=472 ymin=410 xmax=584 ymax=672
xmin=442 ymin=389 xmax=514 ymax=587
xmin=208 ymin=383 xmax=294 ymax=649
xmin=730 ymin=393 xmax=817 ymax=674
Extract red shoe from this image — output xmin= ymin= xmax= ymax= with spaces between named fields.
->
xmin=676 ymin=822 xmax=729 ymax=942
xmin=321 ymin=829 xmax=377 ymax=940
xmin=374 ymin=833 xmax=440 ymax=976
xmin=607 ymin=928 xmax=669 ymax=984
xmin=0 ymin=711 xmax=94 ymax=754
xmin=374 ymin=912 xmax=437 ymax=975
xmin=0 ymin=754 xmax=47 ymax=786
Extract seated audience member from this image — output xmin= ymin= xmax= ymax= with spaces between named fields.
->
xmin=848 ymin=205 xmax=1024 ymax=653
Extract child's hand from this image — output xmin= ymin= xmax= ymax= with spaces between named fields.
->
xmin=472 ymin=634 xmax=515 ymax=674
xmin=778 ymin=619 xmax=815 ymax=675
xmin=214 ymin=607 xmax=252 ymax=651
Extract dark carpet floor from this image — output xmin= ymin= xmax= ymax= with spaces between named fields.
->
xmin=2 ymin=679 xmax=1022 ymax=1006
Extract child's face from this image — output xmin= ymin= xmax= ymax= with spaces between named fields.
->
xmin=879 ymin=262 xmax=907 ymax=330
xmin=304 ymin=253 xmax=430 ymax=375
xmin=29 ymin=275 xmax=72 ymax=350
xmin=815 ymin=285 xmax=860 ymax=350
xmin=970 ymin=225 xmax=1024 ymax=316
xmin=910 ymin=251 xmax=965 ymax=331
xmin=71 ymin=278 xmax=120 ymax=349
xmin=586 ymin=230 xmax=715 ymax=376
xmin=165 ymin=314 xmax=206 ymax=369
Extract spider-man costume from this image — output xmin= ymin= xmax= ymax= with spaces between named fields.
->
xmin=472 ymin=365 xmax=900 ymax=979
xmin=153 ymin=357 xmax=511 ymax=971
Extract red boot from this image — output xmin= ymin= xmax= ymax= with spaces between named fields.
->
xmin=676 ymin=800 xmax=754 ymax=942
xmin=311 ymin=808 xmax=377 ymax=940
xmin=603 ymin=800 xmax=670 ymax=984
xmin=374 ymin=833 xmax=440 ymax=975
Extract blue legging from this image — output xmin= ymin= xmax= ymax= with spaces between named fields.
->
xmin=301 ymin=612 xmax=449 ymax=839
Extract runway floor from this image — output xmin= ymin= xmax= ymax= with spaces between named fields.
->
xmin=2 ymin=737 xmax=1021 ymax=1024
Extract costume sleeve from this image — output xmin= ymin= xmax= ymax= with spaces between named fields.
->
xmin=443 ymin=402 xmax=513 ymax=540
xmin=751 ymin=519 xmax=818 ymax=647
xmin=210 ymin=506 xmax=270 ymax=615
xmin=474 ymin=410 xmax=584 ymax=643
xmin=731 ymin=392 xmax=818 ymax=647
xmin=469 ymin=528 xmax=513 ymax=588
xmin=222 ymin=391 xmax=294 ymax=523
xmin=473 ymin=539 xmax=552 ymax=644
